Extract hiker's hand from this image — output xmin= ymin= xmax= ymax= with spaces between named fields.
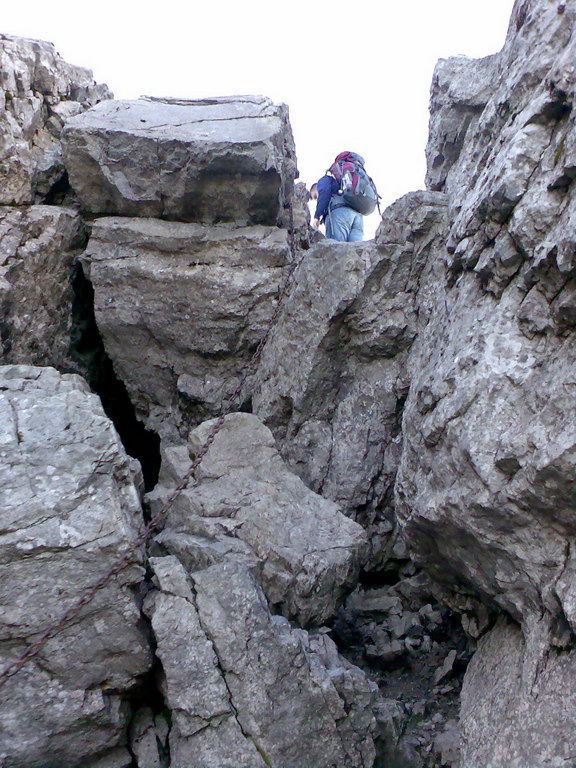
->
xmin=312 ymin=218 xmax=321 ymax=228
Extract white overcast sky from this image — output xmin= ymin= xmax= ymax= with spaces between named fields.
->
xmin=5 ymin=0 xmax=515 ymax=236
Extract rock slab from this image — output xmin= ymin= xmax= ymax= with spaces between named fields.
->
xmin=63 ymin=95 xmax=297 ymax=224
xmin=149 ymin=412 xmax=368 ymax=626
xmin=145 ymin=556 xmax=377 ymax=768
xmin=0 ymin=365 xmax=151 ymax=767
xmin=460 ymin=618 xmax=576 ymax=767
xmin=83 ymin=216 xmax=292 ymax=439
xmin=0 ymin=205 xmax=84 ymax=368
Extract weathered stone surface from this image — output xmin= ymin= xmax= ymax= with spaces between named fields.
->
xmin=0 ymin=205 xmax=85 ymax=367
xmin=425 ymin=53 xmax=497 ymax=193
xmin=426 ymin=0 xmax=576 ymax=281
xmin=0 ymin=365 xmax=151 ymax=767
xmin=396 ymin=0 xmax=576 ymax=639
xmin=460 ymin=617 xmax=576 ymax=767
xmin=2 ymin=2 xmax=575 ymax=764
xmin=83 ymin=216 xmax=292 ymax=440
xmin=0 ymin=33 xmax=111 ymax=204
xmin=392 ymin=4 xmax=576 ymax=762
xmin=62 ymin=95 xmax=297 ymax=224
xmin=145 ymin=556 xmax=377 ymax=768
xmin=253 ymin=191 xmax=447 ymax=564
xmin=129 ymin=708 xmax=168 ymax=768
xmin=149 ymin=412 xmax=368 ymax=626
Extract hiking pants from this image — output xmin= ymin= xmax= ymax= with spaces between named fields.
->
xmin=325 ymin=205 xmax=364 ymax=242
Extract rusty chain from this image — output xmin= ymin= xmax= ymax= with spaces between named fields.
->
xmin=0 ymin=201 xmax=302 ymax=688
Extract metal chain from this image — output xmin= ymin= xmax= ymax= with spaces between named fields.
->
xmin=0 ymin=202 xmax=302 ymax=688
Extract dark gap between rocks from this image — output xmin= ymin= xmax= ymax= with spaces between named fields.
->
xmin=359 ymin=568 xmax=403 ymax=589
xmin=42 ymin=171 xmax=72 ymax=205
xmin=329 ymin=558 xmax=475 ymax=767
xmin=69 ymin=261 xmax=161 ymax=490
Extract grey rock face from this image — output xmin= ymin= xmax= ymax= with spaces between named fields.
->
xmin=460 ymin=617 xmax=576 ymax=767
xmin=426 ymin=0 xmax=576 ymax=279
xmin=83 ymin=216 xmax=292 ymax=439
xmin=62 ymin=96 xmax=297 ymax=224
xmin=129 ymin=708 xmax=168 ymax=768
xmin=425 ymin=53 xmax=498 ymax=194
xmin=0 ymin=33 xmax=111 ymax=204
xmin=393 ymin=3 xmax=576 ymax=763
xmin=0 ymin=205 xmax=85 ymax=367
xmin=253 ymin=191 xmax=447 ymax=564
xmin=145 ymin=556 xmax=377 ymax=768
xmin=149 ymin=412 xmax=368 ymax=626
xmin=0 ymin=365 xmax=151 ymax=767
xmin=396 ymin=0 xmax=576 ymax=640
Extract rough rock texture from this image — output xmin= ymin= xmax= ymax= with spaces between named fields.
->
xmin=83 ymin=217 xmax=292 ymax=439
xmin=393 ymin=1 xmax=576 ymax=763
xmin=145 ymin=556 xmax=378 ymax=768
xmin=334 ymin=567 xmax=471 ymax=767
xmin=0 ymin=33 xmax=111 ymax=204
xmin=1 ymin=2 xmax=576 ymax=765
xmin=253 ymin=191 xmax=447 ymax=565
xmin=0 ymin=205 xmax=85 ymax=366
xmin=460 ymin=617 xmax=576 ymax=767
xmin=149 ymin=412 xmax=368 ymax=626
xmin=396 ymin=0 xmax=576 ymax=636
xmin=63 ymin=96 xmax=297 ymax=224
xmin=0 ymin=365 xmax=151 ymax=767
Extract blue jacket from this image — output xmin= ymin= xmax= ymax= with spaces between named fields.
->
xmin=314 ymin=175 xmax=341 ymax=222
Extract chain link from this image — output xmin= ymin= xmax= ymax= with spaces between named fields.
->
xmin=0 ymin=202 xmax=302 ymax=688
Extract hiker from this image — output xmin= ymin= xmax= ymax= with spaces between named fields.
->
xmin=310 ymin=151 xmax=379 ymax=242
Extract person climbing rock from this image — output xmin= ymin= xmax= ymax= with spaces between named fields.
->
xmin=310 ymin=151 xmax=379 ymax=242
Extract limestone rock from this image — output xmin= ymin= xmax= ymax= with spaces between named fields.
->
xmin=0 ymin=33 xmax=111 ymax=204
xmin=145 ymin=556 xmax=377 ymax=768
xmin=396 ymin=0 xmax=576 ymax=637
xmin=0 ymin=365 xmax=152 ymax=767
xmin=129 ymin=708 xmax=167 ymax=768
xmin=62 ymin=95 xmax=297 ymax=224
xmin=425 ymin=54 xmax=497 ymax=193
xmin=460 ymin=617 xmax=576 ymax=767
xmin=83 ymin=216 xmax=292 ymax=439
xmin=252 ymin=191 xmax=447 ymax=564
xmin=426 ymin=0 xmax=576 ymax=280
xmin=149 ymin=412 xmax=368 ymax=626
xmin=0 ymin=205 xmax=84 ymax=367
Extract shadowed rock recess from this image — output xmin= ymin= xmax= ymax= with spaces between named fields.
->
xmin=0 ymin=1 xmax=574 ymax=765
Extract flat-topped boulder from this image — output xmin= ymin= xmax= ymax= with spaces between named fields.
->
xmin=83 ymin=216 xmax=293 ymax=439
xmin=62 ymin=95 xmax=298 ymax=224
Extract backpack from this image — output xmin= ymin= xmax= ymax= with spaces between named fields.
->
xmin=327 ymin=151 xmax=380 ymax=216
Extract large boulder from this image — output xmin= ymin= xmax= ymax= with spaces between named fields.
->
xmin=252 ymin=191 xmax=448 ymax=564
xmin=460 ymin=617 xmax=576 ymax=767
xmin=0 ymin=205 xmax=85 ymax=367
xmin=83 ymin=216 xmax=293 ymax=440
xmin=396 ymin=0 xmax=576 ymax=637
xmin=145 ymin=556 xmax=378 ymax=768
xmin=62 ymin=95 xmax=297 ymax=224
xmin=148 ymin=412 xmax=368 ymax=626
xmin=0 ymin=33 xmax=111 ymax=204
xmin=0 ymin=365 xmax=152 ymax=767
